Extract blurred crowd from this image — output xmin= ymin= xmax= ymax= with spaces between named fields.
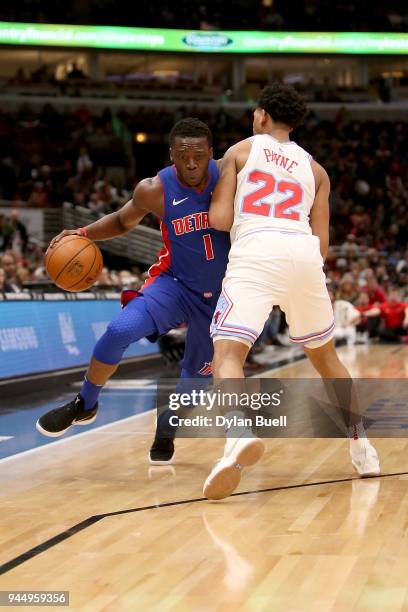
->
xmin=257 ymin=245 xmax=408 ymax=349
xmin=324 ymin=247 xmax=408 ymax=345
xmin=0 ymin=243 xmax=47 ymax=292
xmin=0 ymin=208 xmax=149 ymax=291
xmin=2 ymin=0 xmax=407 ymax=32
xmin=2 ymin=236 xmax=407 ymax=345
xmin=0 ymin=105 xmax=407 ymax=252
xmin=0 ymin=105 xmax=133 ymax=206
xmin=0 ymin=103 xmax=407 ymax=343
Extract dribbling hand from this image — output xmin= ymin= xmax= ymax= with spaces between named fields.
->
xmin=48 ymin=229 xmax=84 ymax=251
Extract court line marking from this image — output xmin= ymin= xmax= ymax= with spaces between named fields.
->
xmin=0 ymin=351 xmax=306 ymax=465
xmin=0 ymin=410 xmax=154 ymax=465
xmin=1 ymin=469 xmax=407 ymax=576
xmin=0 ymin=346 xmax=401 ymax=573
xmin=392 ymin=346 xmax=403 ymax=354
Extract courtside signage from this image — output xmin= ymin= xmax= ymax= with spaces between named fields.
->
xmin=0 ymin=300 xmax=158 ymax=378
xmin=0 ymin=23 xmax=407 ymax=54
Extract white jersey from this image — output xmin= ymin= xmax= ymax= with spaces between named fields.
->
xmin=231 ymin=134 xmax=315 ymax=242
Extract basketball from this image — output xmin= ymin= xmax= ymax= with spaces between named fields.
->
xmin=45 ymin=235 xmax=103 ymax=292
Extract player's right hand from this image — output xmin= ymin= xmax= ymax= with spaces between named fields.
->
xmin=48 ymin=229 xmax=82 ymax=250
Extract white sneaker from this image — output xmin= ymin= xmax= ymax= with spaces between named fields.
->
xmin=203 ymin=436 xmax=265 ymax=500
xmin=350 ymin=439 xmax=380 ymax=477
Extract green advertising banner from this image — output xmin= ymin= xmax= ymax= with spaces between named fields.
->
xmin=0 ymin=22 xmax=407 ymax=54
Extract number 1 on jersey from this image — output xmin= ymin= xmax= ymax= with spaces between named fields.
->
xmin=241 ymin=170 xmax=302 ymax=221
xmin=203 ymin=234 xmax=214 ymax=260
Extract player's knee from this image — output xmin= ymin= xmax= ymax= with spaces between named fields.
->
xmin=94 ymin=296 xmax=157 ymax=366
xmin=304 ymin=338 xmax=341 ymax=374
xmin=304 ymin=337 xmax=333 ymax=358
xmin=93 ymin=320 xmax=131 ymax=365
xmin=104 ymin=317 xmax=137 ymax=348
xmin=303 ymin=334 xmax=335 ymax=351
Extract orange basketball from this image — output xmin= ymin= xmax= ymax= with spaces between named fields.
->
xmin=45 ymin=235 xmax=103 ymax=292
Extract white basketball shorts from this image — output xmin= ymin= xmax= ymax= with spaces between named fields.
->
xmin=211 ymin=230 xmax=335 ymax=350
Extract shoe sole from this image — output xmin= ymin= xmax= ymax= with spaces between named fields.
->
xmin=35 ymin=415 xmax=97 ymax=438
xmin=148 ymin=452 xmax=175 ymax=466
xmin=203 ymin=438 xmax=265 ymax=501
xmin=351 ymin=460 xmax=381 ymax=478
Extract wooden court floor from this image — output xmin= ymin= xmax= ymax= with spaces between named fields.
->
xmin=1 ymin=344 xmax=408 ymax=611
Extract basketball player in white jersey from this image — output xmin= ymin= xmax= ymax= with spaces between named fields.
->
xmin=203 ymin=83 xmax=380 ymax=500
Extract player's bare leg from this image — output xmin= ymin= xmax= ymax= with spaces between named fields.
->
xmin=86 ymin=357 xmax=119 ymax=385
xmin=303 ymin=339 xmax=351 ymax=378
xmin=212 ymin=339 xmax=249 ymax=378
xmin=203 ymin=339 xmax=265 ymax=500
xmin=304 ymin=339 xmax=380 ymax=477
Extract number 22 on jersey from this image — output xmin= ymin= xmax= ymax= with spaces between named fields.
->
xmin=241 ymin=170 xmax=303 ymax=221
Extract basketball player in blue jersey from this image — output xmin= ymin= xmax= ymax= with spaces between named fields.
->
xmin=36 ymin=118 xmax=230 ymax=463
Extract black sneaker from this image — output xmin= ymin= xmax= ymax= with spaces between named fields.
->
xmin=36 ymin=395 xmax=98 ymax=438
xmin=149 ymin=437 xmax=175 ymax=465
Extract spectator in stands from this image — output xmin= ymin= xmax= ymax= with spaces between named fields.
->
xmin=31 ymin=64 xmax=51 ymax=84
xmin=374 ymin=264 xmax=388 ymax=286
xmin=62 ymin=177 xmax=79 ymax=203
xmin=4 ymin=0 xmax=407 ymax=32
xmin=9 ymin=67 xmax=28 ymax=86
xmin=355 ymin=291 xmax=380 ymax=340
xmin=0 ymin=104 xmax=408 ymax=276
xmin=117 ymin=270 xmax=141 ymax=290
xmin=0 ymin=103 xmax=405 ymax=243
xmin=26 ymin=242 xmax=46 ymax=269
xmin=365 ymin=289 xmax=408 ymax=344
xmin=66 ymin=63 xmax=88 ymax=80
xmin=0 ymin=214 xmax=7 ymax=251
xmin=363 ymin=274 xmax=387 ymax=305
xmin=0 ymin=157 xmax=17 ymax=200
xmin=330 ymin=290 xmax=361 ymax=346
xmin=337 ymin=274 xmax=359 ymax=304
xmin=27 ymin=182 xmax=49 ymax=207
xmin=341 ymin=234 xmax=359 ymax=258
xmin=76 ymin=145 xmax=93 ymax=176
xmin=396 ymin=249 xmax=408 ymax=274
xmin=73 ymin=191 xmax=87 ymax=207
xmin=7 ymin=211 xmax=29 ymax=254
xmin=31 ymin=264 xmax=48 ymax=281
xmin=0 ymin=251 xmax=21 ymax=292
xmin=87 ymin=192 xmax=106 ymax=215
xmin=96 ymin=267 xmax=114 ymax=286
xmin=130 ymin=265 xmax=142 ymax=277
xmin=16 ymin=265 xmax=31 ymax=285
xmin=0 ymin=214 xmax=16 ymax=251
xmin=0 ymin=267 xmax=15 ymax=292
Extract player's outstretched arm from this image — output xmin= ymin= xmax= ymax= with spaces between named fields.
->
xmin=209 ymin=146 xmax=238 ymax=232
xmin=365 ymin=306 xmax=381 ymax=317
xmin=310 ymin=161 xmax=330 ymax=261
xmin=48 ymin=177 xmax=163 ymax=248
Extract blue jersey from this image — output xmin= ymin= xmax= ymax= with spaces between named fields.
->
xmin=148 ymin=160 xmax=230 ymax=297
